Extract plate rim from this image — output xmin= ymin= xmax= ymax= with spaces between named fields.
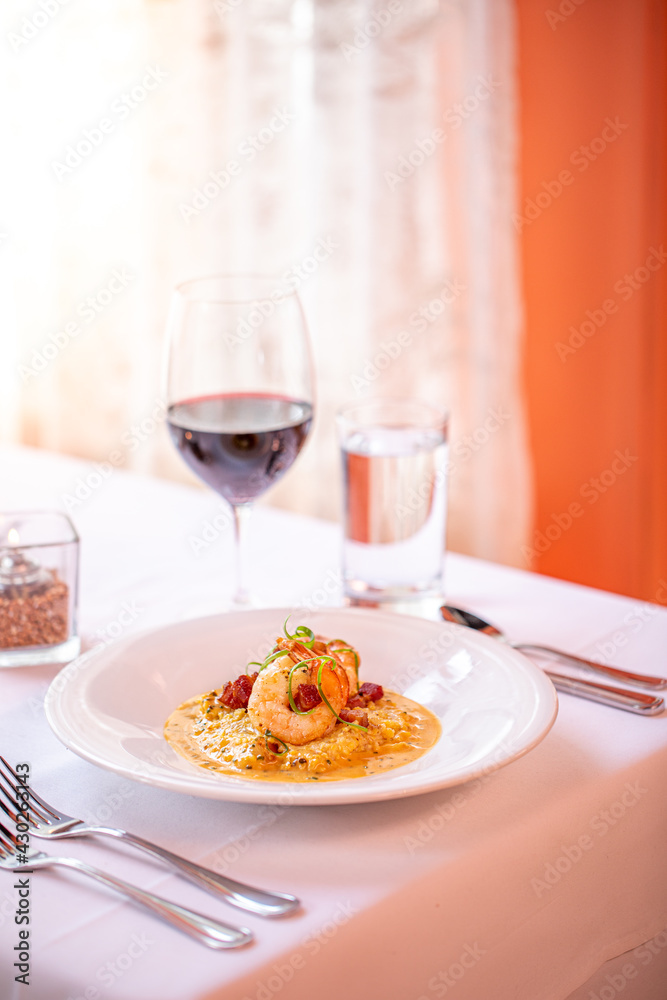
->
xmin=44 ymin=607 xmax=559 ymax=806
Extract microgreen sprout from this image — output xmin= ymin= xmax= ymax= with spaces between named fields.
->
xmin=287 ymin=662 xmax=317 ymax=715
xmin=293 ymin=654 xmax=367 ymax=732
xmin=332 ymin=646 xmax=359 ymax=681
xmin=264 ymin=730 xmax=289 ymax=755
xmin=248 ymin=621 xmax=366 ymax=733
xmin=283 ymin=615 xmax=315 ymax=647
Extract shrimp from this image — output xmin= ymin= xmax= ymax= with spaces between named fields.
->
xmin=285 ymin=633 xmax=359 ymax=692
xmin=326 ymin=638 xmax=360 ymax=695
xmin=247 ymin=641 xmax=349 ymax=746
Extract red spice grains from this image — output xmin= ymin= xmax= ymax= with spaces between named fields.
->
xmin=0 ymin=572 xmax=69 ymax=649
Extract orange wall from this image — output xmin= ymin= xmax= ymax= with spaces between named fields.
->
xmin=516 ymin=0 xmax=666 ymax=602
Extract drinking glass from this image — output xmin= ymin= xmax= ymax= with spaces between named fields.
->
xmin=165 ymin=275 xmax=314 ymax=606
xmin=337 ymin=398 xmax=449 ymax=615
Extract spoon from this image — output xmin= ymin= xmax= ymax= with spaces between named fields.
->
xmin=440 ymin=605 xmax=667 ymax=689
xmin=440 ymin=605 xmax=665 ymax=716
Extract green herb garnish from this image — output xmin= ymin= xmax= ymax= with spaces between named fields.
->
xmin=331 ymin=646 xmax=360 ymax=681
xmin=283 ymin=615 xmax=315 ymax=647
xmin=291 ymin=653 xmax=367 ymax=732
xmin=264 ymin=729 xmax=289 ymax=755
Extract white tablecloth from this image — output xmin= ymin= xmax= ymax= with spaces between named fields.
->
xmin=1 ymin=445 xmax=666 ymax=1000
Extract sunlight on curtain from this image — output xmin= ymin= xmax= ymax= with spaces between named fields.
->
xmin=0 ymin=0 xmax=531 ymax=567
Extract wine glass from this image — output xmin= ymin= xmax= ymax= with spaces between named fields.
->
xmin=165 ymin=274 xmax=314 ymax=607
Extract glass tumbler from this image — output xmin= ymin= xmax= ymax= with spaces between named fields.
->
xmin=338 ymin=398 xmax=449 ymax=615
xmin=0 ymin=511 xmax=80 ymax=667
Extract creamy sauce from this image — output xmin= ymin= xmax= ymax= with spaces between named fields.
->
xmin=164 ymin=690 xmax=440 ymax=783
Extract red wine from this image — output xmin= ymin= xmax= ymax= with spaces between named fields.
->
xmin=167 ymin=394 xmax=313 ymax=504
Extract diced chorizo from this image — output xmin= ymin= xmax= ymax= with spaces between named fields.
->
xmin=219 ymin=672 xmax=258 ymax=710
xmin=346 ymin=682 xmax=384 ymax=709
xmin=293 ymin=683 xmax=322 ymax=712
xmin=346 ymin=693 xmax=366 ymax=709
xmin=358 ymin=682 xmax=383 ymax=702
xmin=339 ymin=707 xmax=369 ymax=728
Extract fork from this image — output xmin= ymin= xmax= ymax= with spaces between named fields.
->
xmin=0 ymin=756 xmax=298 ymax=918
xmin=0 ymin=817 xmax=251 ymax=949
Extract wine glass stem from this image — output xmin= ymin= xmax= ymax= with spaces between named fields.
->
xmin=231 ymin=503 xmax=253 ymax=606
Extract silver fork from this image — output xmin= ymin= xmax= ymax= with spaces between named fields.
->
xmin=0 ymin=817 xmax=251 ymax=949
xmin=0 ymin=756 xmax=298 ymax=918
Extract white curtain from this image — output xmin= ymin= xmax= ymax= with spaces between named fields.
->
xmin=0 ymin=0 xmax=531 ymax=566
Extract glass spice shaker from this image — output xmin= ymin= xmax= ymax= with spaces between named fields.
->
xmin=0 ymin=511 xmax=80 ymax=667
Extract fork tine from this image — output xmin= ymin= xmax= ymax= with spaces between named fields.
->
xmin=0 ymin=767 xmax=42 ymax=826
xmin=0 ymin=756 xmax=59 ymax=823
xmin=0 ymin=786 xmax=18 ymax=824
xmin=0 ymin=770 xmax=22 ymax=822
xmin=0 ymin=818 xmax=18 ymax=857
xmin=0 ymin=756 xmax=21 ymax=783
xmin=0 ymin=817 xmax=33 ymax=866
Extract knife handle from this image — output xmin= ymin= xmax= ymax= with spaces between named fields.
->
xmin=514 ymin=643 xmax=667 ymax=690
xmin=544 ymin=669 xmax=665 ymax=715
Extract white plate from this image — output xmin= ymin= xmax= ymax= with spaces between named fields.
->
xmin=45 ymin=607 xmax=558 ymax=806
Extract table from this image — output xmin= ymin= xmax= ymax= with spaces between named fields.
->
xmin=1 ymin=445 xmax=666 ymax=1000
